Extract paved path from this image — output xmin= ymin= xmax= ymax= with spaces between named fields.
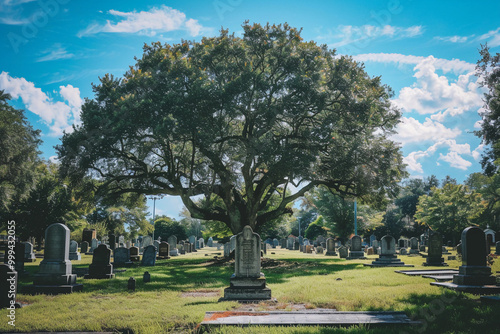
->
xmin=201 ymin=310 xmax=418 ymax=327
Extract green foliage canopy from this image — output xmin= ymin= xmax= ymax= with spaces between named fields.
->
xmin=58 ymin=23 xmax=406 ymax=234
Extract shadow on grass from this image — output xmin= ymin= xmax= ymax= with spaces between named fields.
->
xmin=17 ymin=257 xmax=366 ymax=295
xmin=395 ymin=291 xmax=500 ymax=334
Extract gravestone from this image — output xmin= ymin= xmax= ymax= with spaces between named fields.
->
xmin=273 ymin=239 xmax=279 ymax=248
xmin=287 ymin=237 xmax=294 ymax=250
xmin=338 ymin=246 xmax=348 ymax=258
xmin=456 ymin=242 xmax=462 ymax=255
xmin=366 ymin=247 xmax=374 ymax=255
xmin=141 ymin=245 xmax=157 ymax=266
xmin=423 ymin=232 xmax=447 ymax=266
xmin=23 ymin=242 xmax=36 ymax=262
xmin=370 ymin=234 xmax=377 ymax=247
xmin=364 ymin=235 xmax=412 ymax=267
xmin=82 ymin=228 xmax=96 ymax=244
xmin=130 ymin=246 xmax=140 ymax=261
xmin=1 ymin=264 xmax=19 ymax=309
xmin=197 ymin=239 xmax=203 ymax=250
xmin=409 ymin=237 xmax=419 ymax=255
xmin=293 ymin=240 xmax=300 ymax=250
xmin=158 ymin=242 xmax=170 ymax=259
xmin=280 ymin=238 xmax=286 ymax=249
xmin=207 ymin=237 xmax=214 ymax=247
xmin=178 ymin=242 xmax=186 ymax=255
xmin=399 ymin=248 xmax=408 ymax=255
xmin=325 ymin=238 xmax=337 ymax=256
xmin=347 ymin=235 xmax=366 ymax=259
xmin=118 ymin=235 xmax=125 ymax=246
xmin=303 ymin=238 xmax=310 ymax=246
xmin=90 ymin=238 xmax=98 ymax=253
xmin=142 ymin=236 xmax=153 ymax=248
xmin=224 ymin=242 xmax=230 ymax=258
xmin=316 ymin=236 xmax=325 ymax=246
xmin=108 ymin=234 xmax=116 ymax=250
xmin=223 ymin=226 xmax=271 ymax=301
xmin=496 ymin=241 xmax=500 ymax=255
xmin=199 ymin=238 xmax=205 ymax=248
xmin=113 ymin=247 xmax=132 ymax=267
xmin=419 ymin=245 xmax=426 ymax=252
xmin=168 ymin=236 xmax=179 ymax=256
xmin=153 ymin=240 xmax=160 ymax=252
xmin=189 ymin=235 xmax=197 ymax=249
xmin=69 ymin=240 xmax=81 ymax=261
xmin=29 ymin=223 xmax=82 ymax=293
xmin=298 ymin=236 xmax=304 ymax=245
xmin=316 ymin=246 xmax=324 ymax=254
xmin=372 ymin=240 xmax=379 ymax=254
xmin=85 ymin=244 xmax=114 ymax=279
xmin=126 ymin=240 xmax=131 ymax=249
xmin=81 ymin=241 xmax=89 ymax=254
xmin=262 ymin=241 xmax=267 ymax=255
xmin=431 ymin=226 xmax=499 ymax=294
xmin=305 ymin=245 xmax=313 ymax=253
xmin=230 ymin=235 xmax=236 ymax=252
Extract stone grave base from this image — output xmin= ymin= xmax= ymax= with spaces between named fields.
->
xmin=394 ymin=269 xmax=458 ymax=276
xmin=325 ymin=252 xmax=337 ymax=256
xmin=170 ymin=250 xmax=179 ymax=256
xmin=347 ymin=251 xmax=366 ymax=260
xmin=222 ymin=277 xmax=272 ymax=301
xmin=200 ymin=310 xmax=419 ymax=327
xmin=69 ymin=254 xmax=81 ymax=261
xmin=423 ymin=257 xmax=448 ymax=266
xmin=431 ymin=282 xmax=500 ymax=295
xmin=423 ymin=274 xmax=454 ymax=282
xmin=364 ymin=255 xmax=414 ymax=267
xmin=24 ymin=284 xmax=83 ymax=295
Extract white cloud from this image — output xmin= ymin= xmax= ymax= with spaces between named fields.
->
xmin=472 ymin=144 xmax=485 ymax=161
xmin=479 ymin=27 xmax=500 ymax=47
xmin=438 ymin=152 xmax=472 ymax=170
xmin=403 ymin=138 xmax=474 ymax=173
xmin=392 ymin=56 xmax=483 ymax=117
xmin=36 ymin=45 xmax=74 ymax=62
xmin=0 ymin=72 xmax=82 ymax=136
xmin=353 ymin=53 xmax=475 ymax=74
xmin=392 ymin=117 xmax=460 ymax=145
xmin=434 ymin=35 xmax=471 ymax=43
xmin=78 ymin=5 xmax=205 ymax=37
xmin=317 ymin=25 xmax=423 ymax=48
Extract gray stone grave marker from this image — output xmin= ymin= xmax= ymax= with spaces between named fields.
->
xmin=113 ymin=247 xmax=132 ymax=266
xmin=141 ymin=245 xmax=157 ymax=266
xmin=69 ymin=240 xmax=81 ymax=261
xmin=85 ymin=244 xmax=115 ymax=279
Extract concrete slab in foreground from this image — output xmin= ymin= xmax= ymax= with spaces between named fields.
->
xmin=200 ymin=310 xmax=419 ymax=327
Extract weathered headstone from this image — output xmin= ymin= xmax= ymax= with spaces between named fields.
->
xmin=141 ymin=245 xmax=157 ymax=266
xmin=372 ymin=240 xmax=379 ymax=254
xmin=85 ymin=244 xmax=114 ymax=279
xmin=90 ymin=238 xmax=98 ymax=253
xmin=316 ymin=236 xmax=325 ymax=246
xmin=158 ymin=242 xmax=170 ymax=259
xmin=409 ymin=237 xmax=419 ymax=255
xmin=419 ymin=245 xmax=426 ymax=252
xmin=224 ymin=242 xmax=230 ymax=258
xmin=230 ymin=235 xmax=236 ymax=252
xmin=399 ymin=248 xmax=408 ymax=255
xmin=366 ymin=247 xmax=374 ymax=255
xmin=108 ymin=234 xmax=116 ymax=250
xmin=29 ymin=223 xmax=82 ymax=293
xmin=81 ymin=241 xmax=89 ymax=254
xmin=130 ymin=246 xmax=140 ymax=261
xmin=325 ymin=238 xmax=337 ymax=256
xmin=293 ymin=240 xmax=300 ymax=250
xmin=128 ymin=277 xmax=135 ymax=291
xmin=280 ymin=238 xmax=287 ymax=249
xmin=168 ymin=236 xmax=178 ymax=256
xmin=272 ymin=238 xmax=279 ymax=248
xmin=223 ymin=226 xmax=271 ymax=300
xmin=113 ymin=247 xmax=132 ymax=267
xmin=370 ymin=234 xmax=377 ymax=247
xmin=69 ymin=240 xmax=81 ymax=261
xmin=347 ymin=235 xmax=365 ymax=259
xmin=287 ymin=237 xmax=294 ymax=250
xmin=496 ymin=241 xmax=500 ymax=255
xmin=199 ymin=238 xmax=205 ymax=248
xmin=23 ymin=242 xmax=36 ymax=262
xmin=316 ymin=246 xmax=324 ymax=254
xmin=142 ymin=236 xmax=153 ymax=248
xmin=423 ymin=232 xmax=447 ymax=266
xmin=0 ymin=264 xmax=19 ymax=309
xmin=118 ymin=235 xmax=125 ymax=246
xmin=298 ymin=236 xmax=304 ymax=245
xmin=364 ymin=235 xmax=412 ymax=267
xmin=153 ymin=240 xmax=160 ymax=252
xmin=338 ymin=246 xmax=348 ymax=259
xmin=207 ymin=237 xmax=214 ymax=247
xmin=82 ymin=228 xmax=96 ymax=244
xmin=431 ymin=226 xmax=499 ymax=293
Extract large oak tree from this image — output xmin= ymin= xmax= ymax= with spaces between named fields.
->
xmin=58 ymin=23 xmax=406 ymax=234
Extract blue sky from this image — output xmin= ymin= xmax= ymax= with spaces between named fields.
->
xmin=1 ymin=0 xmax=499 ymax=219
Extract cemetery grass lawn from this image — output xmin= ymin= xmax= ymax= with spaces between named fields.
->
xmin=0 ymin=248 xmax=499 ymax=333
